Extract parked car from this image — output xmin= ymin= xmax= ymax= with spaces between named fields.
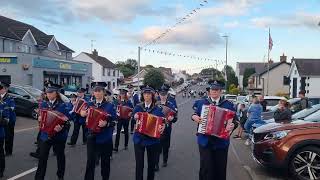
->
xmin=8 ymin=84 xmax=69 ymax=119
xmin=252 ymin=119 xmax=320 ymax=180
xmin=263 ymin=96 xmax=287 ymax=110
xmin=225 ymin=94 xmax=237 ymax=103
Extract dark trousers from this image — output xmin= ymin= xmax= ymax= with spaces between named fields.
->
xmin=156 ymin=130 xmax=171 ymax=165
xmin=70 ymin=121 xmax=87 ymax=144
xmin=130 ymin=119 xmax=136 ymax=132
xmin=134 ymin=143 xmax=158 ymax=180
xmin=35 ymin=139 xmax=66 ymax=180
xmin=84 ymin=135 xmax=112 ymax=180
xmin=198 ymin=145 xmax=229 ymax=180
xmin=0 ymin=139 xmax=5 ymax=174
xmin=4 ymin=123 xmax=14 ymax=154
xmin=114 ymin=119 xmax=129 ymax=149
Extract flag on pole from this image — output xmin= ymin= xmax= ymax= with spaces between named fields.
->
xmin=269 ymin=28 xmax=273 ymax=51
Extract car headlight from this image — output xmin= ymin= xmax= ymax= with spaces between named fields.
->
xmin=264 ymin=130 xmax=290 ymax=140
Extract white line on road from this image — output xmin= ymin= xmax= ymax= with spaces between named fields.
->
xmin=14 ymin=126 xmax=38 ymax=133
xmin=7 ymin=167 xmax=37 ymax=180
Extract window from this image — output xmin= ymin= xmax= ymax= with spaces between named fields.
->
xmin=107 ymin=69 xmax=111 ymax=76
xmin=9 ymin=87 xmax=29 ymax=97
xmin=113 ymin=82 xmax=116 ymax=89
xmin=113 ymin=70 xmax=116 ymax=77
xmin=294 ymin=70 xmax=297 ymax=75
xmin=8 ymin=41 xmax=13 ymax=52
xmin=103 ymin=67 xmax=105 ymax=76
xmin=283 ymin=76 xmax=290 ymax=85
xmin=117 ymin=70 xmax=119 ymax=77
xmin=28 ymin=46 xmax=32 ymax=53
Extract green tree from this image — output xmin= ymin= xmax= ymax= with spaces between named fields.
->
xmin=126 ymin=59 xmax=138 ymax=70
xmin=145 ymin=65 xmax=154 ymax=69
xmin=229 ymin=84 xmax=240 ymax=95
xmin=243 ymin=68 xmax=256 ymax=87
xmin=226 ymin=65 xmax=238 ymax=86
xmin=116 ymin=59 xmax=138 ymax=78
xmin=143 ymin=69 xmax=165 ymax=90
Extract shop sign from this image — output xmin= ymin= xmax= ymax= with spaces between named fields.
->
xmin=0 ymin=57 xmax=18 ymax=64
xmin=33 ymin=58 xmax=88 ymax=72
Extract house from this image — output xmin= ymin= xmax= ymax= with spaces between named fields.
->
xmin=236 ymin=62 xmax=268 ymax=89
xmin=288 ymin=58 xmax=320 ymax=98
xmin=0 ymin=15 xmax=92 ymax=90
xmin=247 ymin=54 xmax=291 ymax=96
xmin=129 ymin=67 xmax=175 ymax=87
xmin=73 ymin=49 xmax=123 ymax=90
xmin=174 ymin=71 xmax=188 ymax=82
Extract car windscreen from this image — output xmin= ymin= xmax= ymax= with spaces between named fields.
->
xmin=304 ymin=109 xmax=320 ymax=122
xmin=23 ymin=87 xmax=42 ymax=97
xmin=292 ymin=105 xmax=320 ymax=119
xmin=226 ymin=96 xmax=236 ymax=100
xmin=265 ymin=99 xmax=282 ymax=107
xmin=237 ymin=96 xmax=246 ymax=102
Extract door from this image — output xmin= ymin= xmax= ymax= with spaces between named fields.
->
xmin=293 ymin=78 xmax=297 ymax=98
xmin=8 ymin=87 xmax=34 ymax=115
xmin=0 ymin=75 xmax=11 ymax=84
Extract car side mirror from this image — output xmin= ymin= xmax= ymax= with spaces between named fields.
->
xmin=23 ymin=95 xmax=31 ymax=99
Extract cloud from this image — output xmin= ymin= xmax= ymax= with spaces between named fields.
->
xmin=127 ymin=22 xmax=223 ymax=50
xmin=224 ymin=21 xmax=240 ymax=28
xmin=251 ymin=12 xmax=320 ymax=29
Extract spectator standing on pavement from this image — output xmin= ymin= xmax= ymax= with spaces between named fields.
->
xmin=298 ymin=90 xmax=309 ymax=111
xmin=244 ymin=97 xmax=263 ymax=145
xmin=259 ymin=95 xmax=268 ymax=112
xmin=233 ymin=104 xmax=247 ymax=139
xmin=274 ymin=99 xmax=292 ymax=123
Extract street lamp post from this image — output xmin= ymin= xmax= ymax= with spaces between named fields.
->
xmin=222 ymin=35 xmax=228 ymax=91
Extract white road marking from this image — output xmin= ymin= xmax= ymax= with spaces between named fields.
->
xmin=14 ymin=126 xmax=38 ymax=133
xmin=7 ymin=167 xmax=38 ymax=180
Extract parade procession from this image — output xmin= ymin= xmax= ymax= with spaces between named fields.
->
xmin=1 ymin=1 xmax=320 ymax=180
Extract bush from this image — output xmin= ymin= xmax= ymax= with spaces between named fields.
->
xmin=143 ymin=69 xmax=165 ymax=90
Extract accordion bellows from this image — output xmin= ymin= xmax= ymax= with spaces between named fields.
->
xmin=135 ymin=112 xmax=164 ymax=139
xmin=161 ymin=106 xmax=176 ymax=120
xmin=198 ymin=105 xmax=235 ymax=139
xmin=86 ymin=107 xmax=109 ymax=133
xmin=73 ymin=98 xmax=87 ymax=114
xmin=39 ymin=109 xmax=68 ymax=138
xmin=117 ymin=105 xmax=133 ymax=120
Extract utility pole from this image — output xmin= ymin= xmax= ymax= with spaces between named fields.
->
xmin=266 ymin=28 xmax=271 ymax=96
xmin=137 ymin=47 xmax=141 ymax=88
xmin=91 ymin=40 xmax=96 ymax=52
xmin=222 ymin=35 xmax=229 ymax=91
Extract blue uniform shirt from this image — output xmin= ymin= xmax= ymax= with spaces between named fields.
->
xmin=1 ymin=93 xmax=16 ymax=125
xmin=192 ymin=96 xmax=236 ymax=149
xmin=87 ymin=100 xmax=116 ymax=144
xmin=39 ymin=100 xmax=70 ymax=142
xmin=132 ymin=102 xmax=164 ymax=146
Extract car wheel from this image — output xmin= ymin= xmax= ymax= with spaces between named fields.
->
xmin=31 ymin=107 xmax=38 ymax=120
xmin=289 ymin=146 xmax=320 ymax=180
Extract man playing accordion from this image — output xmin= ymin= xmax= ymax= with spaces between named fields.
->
xmin=192 ymin=80 xmax=236 ymax=180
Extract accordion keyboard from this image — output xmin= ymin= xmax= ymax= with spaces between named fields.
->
xmin=198 ymin=105 xmax=209 ymax=134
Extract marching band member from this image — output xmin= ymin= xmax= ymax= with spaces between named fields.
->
xmin=34 ymin=85 xmax=71 ymax=180
xmin=155 ymin=84 xmax=178 ymax=171
xmin=68 ymin=88 xmax=89 ymax=146
xmin=191 ymin=80 xmax=236 ymax=180
xmin=0 ymin=82 xmax=16 ymax=156
xmin=0 ymin=82 xmax=13 ymax=177
xmin=132 ymin=85 xmax=165 ymax=180
xmin=114 ymin=88 xmax=133 ymax=152
xmin=127 ymin=84 xmax=140 ymax=134
xmin=82 ymin=84 xmax=116 ymax=180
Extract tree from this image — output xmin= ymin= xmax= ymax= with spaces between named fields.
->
xmin=225 ymin=65 xmax=238 ymax=92
xmin=143 ymin=69 xmax=165 ymax=90
xmin=145 ymin=65 xmax=154 ymax=69
xmin=116 ymin=59 xmax=138 ymax=78
xmin=243 ymin=68 xmax=256 ymax=88
xmin=229 ymin=84 xmax=240 ymax=95
xmin=126 ymin=59 xmax=138 ymax=70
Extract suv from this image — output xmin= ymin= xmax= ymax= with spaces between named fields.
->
xmin=252 ymin=117 xmax=320 ymax=180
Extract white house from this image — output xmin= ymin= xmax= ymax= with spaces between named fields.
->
xmin=288 ymin=58 xmax=320 ymax=98
xmin=174 ymin=71 xmax=188 ymax=82
xmin=73 ymin=49 xmax=123 ymax=90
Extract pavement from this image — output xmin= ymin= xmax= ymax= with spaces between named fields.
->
xmin=4 ymin=85 xmax=289 ymax=180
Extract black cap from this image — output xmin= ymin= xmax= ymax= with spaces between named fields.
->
xmin=77 ymin=88 xmax=86 ymax=93
xmin=0 ymin=81 xmax=10 ymax=89
xmin=158 ymin=84 xmax=170 ymax=95
xmin=93 ymin=82 xmax=105 ymax=92
xmin=70 ymin=93 xmax=77 ymax=98
xmin=105 ymin=89 xmax=112 ymax=96
xmin=119 ymin=88 xmax=129 ymax=94
xmin=207 ymin=80 xmax=225 ymax=90
xmin=141 ymin=85 xmax=155 ymax=94
xmin=46 ymin=84 xmax=61 ymax=93
xmin=127 ymin=84 xmax=134 ymax=89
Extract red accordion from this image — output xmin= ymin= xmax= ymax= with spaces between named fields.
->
xmin=86 ymin=107 xmax=109 ymax=133
xmin=73 ymin=98 xmax=87 ymax=114
xmin=117 ymin=105 xmax=133 ymax=120
xmin=161 ymin=106 xmax=176 ymax=121
xmin=39 ymin=109 xmax=68 ymax=138
xmin=135 ymin=112 xmax=164 ymax=139
xmin=198 ymin=105 xmax=235 ymax=139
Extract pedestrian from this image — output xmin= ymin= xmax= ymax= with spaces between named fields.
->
xmin=155 ymin=84 xmax=178 ymax=171
xmin=244 ymin=97 xmax=263 ymax=145
xmin=192 ymin=80 xmax=236 ymax=180
xmin=0 ymin=82 xmax=14 ymax=177
xmin=34 ymin=85 xmax=71 ymax=180
xmin=68 ymin=88 xmax=89 ymax=146
xmin=258 ymin=95 xmax=268 ymax=112
xmin=274 ymin=99 xmax=292 ymax=123
xmin=0 ymin=82 xmax=15 ymax=157
xmin=127 ymin=84 xmax=140 ymax=134
xmin=298 ymin=90 xmax=309 ymax=111
xmin=113 ymin=88 xmax=133 ymax=152
xmin=132 ymin=85 xmax=165 ymax=180
xmin=233 ymin=104 xmax=247 ymax=139
xmin=82 ymin=84 xmax=116 ymax=180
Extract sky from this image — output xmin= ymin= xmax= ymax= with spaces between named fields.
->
xmin=1 ymin=0 xmax=320 ymax=74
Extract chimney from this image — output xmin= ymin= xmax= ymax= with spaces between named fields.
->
xmin=268 ymin=59 xmax=274 ymax=64
xmin=92 ymin=49 xmax=98 ymax=58
xmin=280 ymin=53 xmax=287 ymax=62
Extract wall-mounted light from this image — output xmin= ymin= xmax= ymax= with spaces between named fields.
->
xmin=2 ymin=68 xmax=6 ymax=72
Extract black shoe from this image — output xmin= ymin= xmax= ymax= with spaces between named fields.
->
xmin=130 ymin=131 xmax=134 ymax=134
xmin=5 ymin=153 xmax=12 ymax=156
xmin=162 ymin=162 xmax=168 ymax=167
xmin=0 ymin=172 xmax=3 ymax=178
xmin=58 ymin=177 xmax=64 ymax=180
xmin=30 ymin=152 xmax=39 ymax=159
xmin=34 ymin=141 xmax=38 ymax=145
xmin=154 ymin=164 xmax=159 ymax=172
xmin=113 ymin=148 xmax=118 ymax=152
xmin=124 ymin=146 xmax=128 ymax=150
xmin=67 ymin=142 xmax=75 ymax=147
xmin=82 ymin=142 xmax=87 ymax=145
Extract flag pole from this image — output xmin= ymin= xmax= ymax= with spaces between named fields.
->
xmin=266 ymin=28 xmax=271 ymax=96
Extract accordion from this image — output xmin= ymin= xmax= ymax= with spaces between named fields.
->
xmin=117 ymin=105 xmax=133 ymax=120
xmin=198 ymin=105 xmax=235 ymax=139
xmin=39 ymin=109 xmax=68 ymax=138
xmin=135 ymin=112 xmax=164 ymax=139
xmin=86 ymin=107 xmax=109 ymax=133
xmin=73 ymin=98 xmax=87 ymax=114
xmin=161 ymin=106 xmax=176 ymax=121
